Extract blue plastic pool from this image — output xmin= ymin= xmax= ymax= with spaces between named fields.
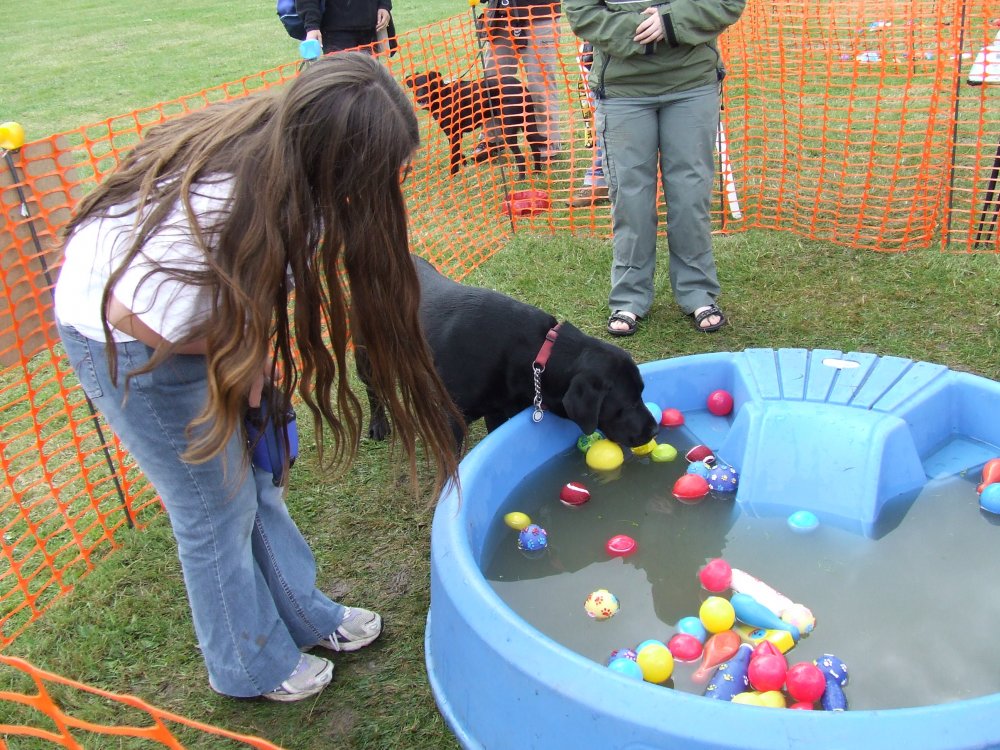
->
xmin=426 ymin=348 xmax=1000 ymax=750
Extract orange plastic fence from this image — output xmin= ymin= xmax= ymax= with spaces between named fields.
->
xmin=2 ymin=0 xmax=1000 ymax=745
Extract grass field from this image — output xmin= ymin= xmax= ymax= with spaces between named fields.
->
xmin=2 ymin=2 xmax=1000 ymax=750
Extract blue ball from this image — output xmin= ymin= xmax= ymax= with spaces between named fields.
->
xmin=608 ymin=657 xmax=644 ymax=680
xmin=687 ymin=460 xmax=712 ymax=478
xmin=644 ymin=401 xmax=662 ymax=421
xmin=788 ymin=510 xmax=819 ymax=534
xmin=981 ymin=484 xmax=1000 ymax=515
xmin=635 ymin=639 xmax=666 ymax=654
xmin=517 ymin=523 xmax=548 ymax=551
xmin=676 ymin=616 xmax=708 ymax=643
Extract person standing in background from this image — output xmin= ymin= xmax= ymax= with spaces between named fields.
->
xmin=297 ymin=0 xmax=393 ymax=54
xmin=567 ymin=39 xmax=609 ymax=207
xmin=474 ymin=0 xmax=565 ymax=162
xmin=565 ymin=0 xmax=745 ymax=336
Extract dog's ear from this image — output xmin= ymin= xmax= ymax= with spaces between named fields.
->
xmin=561 ymin=373 xmax=607 ymax=435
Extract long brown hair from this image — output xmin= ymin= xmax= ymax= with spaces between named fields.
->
xmin=62 ymin=53 xmax=462 ymax=491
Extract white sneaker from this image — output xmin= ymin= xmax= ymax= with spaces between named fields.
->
xmin=262 ymin=653 xmax=334 ymax=702
xmin=315 ymin=607 xmax=383 ymax=652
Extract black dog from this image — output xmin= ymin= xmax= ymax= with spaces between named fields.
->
xmin=404 ymin=70 xmax=545 ymax=176
xmin=355 ymin=256 xmax=659 ymax=450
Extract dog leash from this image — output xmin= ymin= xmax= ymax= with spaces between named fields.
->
xmin=531 ymin=322 xmax=562 ymax=423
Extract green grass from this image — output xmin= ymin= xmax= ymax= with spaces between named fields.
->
xmin=3 ymin=2 xmax=1000 ymax=749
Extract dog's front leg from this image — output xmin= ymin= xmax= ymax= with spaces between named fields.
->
xmin=354 ymin=345 xmax=392 ymax=440
xmin=448 ymin=134 xmax=464 ymax=175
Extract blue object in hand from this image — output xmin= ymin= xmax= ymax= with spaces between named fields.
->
xmin=300 ymin=38 xmax=322 ymax=60
xmin=245 ymin=386 xmax=299 ymax=486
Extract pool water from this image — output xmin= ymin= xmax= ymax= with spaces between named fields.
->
xmin=482 ymin=426 xmax=1000 ymax=711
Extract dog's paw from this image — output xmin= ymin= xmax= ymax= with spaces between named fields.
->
xmin=367 ymin=421 xmax=391 ymax=441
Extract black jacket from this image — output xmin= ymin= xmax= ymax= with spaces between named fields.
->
xmin=296 ymin=0 xmax=391 ymax=33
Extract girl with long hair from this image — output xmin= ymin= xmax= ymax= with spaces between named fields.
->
xmin=54 ymin=52 xmax=461 ymax=701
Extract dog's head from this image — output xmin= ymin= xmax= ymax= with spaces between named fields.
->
xmin=403 ymin=70 xmax=445 ymax=110
xmin=549 ymin=333 xmax=658 ymax=449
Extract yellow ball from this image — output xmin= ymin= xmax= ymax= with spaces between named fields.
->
xmin=631 ymin=438 xmax=657 ymax=456
xmin=699 ymin=596 xmax=736 ymax=633
xmin=731 ymin=691 xmax=763 ymax=706
xmin=503 ymin=511 xmax=531 ymax=531
xmin=651 ymin=443 xmax=678 ymax=462
xmin=583 ymin=588 xmax=620 ymax=620
xmin=0 ymin=121 xmax=26 ymax=151
xmin=757 ymin=690 xmax=787 ymax=708
xmin=586 ymin=439 xmax=624 ymax=471
xmin=636 ymin=643 xmax=674 ymax=683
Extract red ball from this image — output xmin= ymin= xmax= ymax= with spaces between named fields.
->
xmin=672 ymin=474 xmax=710 ymax=502
xmin=788 ymin=701 xmax=814 ymax=710
xmin=667 ymin=633 xmax=703 ymax=662
xmin=685 ymin=444 xmax=715 ymax=463
xmin=785 ymin=662 xmax=827 ymax=703
xmin=660 ymin=408 xmax=685 ymax=427
xmin=559 ymin=482 xmax=591 ymax=507
xmin=747 ymin=653 xmax=788 ymax=693
xmin=605 ymin=534 xmax=638 ymax=557
xmin=707 ymin=389 xmax=734 ymax=416
xmin=698 ymin=558 xmax=732 ymax=592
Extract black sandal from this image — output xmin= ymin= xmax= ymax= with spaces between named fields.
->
xmin=607 ymin=311 xmax=640 ymax=337
xmin=692 ymin=304 xmax=727 ymax=333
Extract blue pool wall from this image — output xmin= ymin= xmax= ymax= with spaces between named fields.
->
xmin=426 ymin=349 xmax=1000 ymax=750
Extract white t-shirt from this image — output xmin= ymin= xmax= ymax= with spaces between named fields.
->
xmin=55 ymin=178 xmax=234 ymax=343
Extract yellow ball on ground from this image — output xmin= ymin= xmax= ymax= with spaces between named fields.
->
xmin=586 ymin=439 xmax=625 ymax=471
xmin=699 ymin=596 xmax=736 ymax=633
xmin=0 ymin=121 xmax=25 ymax=151
xmin=636 ymin=643 xmax=674 ymax=683
xmin=503 ymin=511 xmax=531 ymax=530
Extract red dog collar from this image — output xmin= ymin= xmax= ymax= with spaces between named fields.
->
xmin=532 ymin=323 xmax=562 ymax=422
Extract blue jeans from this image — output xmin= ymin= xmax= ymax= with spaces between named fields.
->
xmin=58 ymin=323 xmax=345 ymax=697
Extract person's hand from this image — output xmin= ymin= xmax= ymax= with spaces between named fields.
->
xmin=634 ymin=7 xmax=666 ymax=45
xmin=376 ymin=9 xmax=391 ymax=31
xmin=306 ymin=28 xmax=323 ymax=45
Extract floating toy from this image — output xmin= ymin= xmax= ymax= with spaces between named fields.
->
xmin=667 ymin=633 xmax=703 ymax=662
xmin=608 ymin=647 xmax=637 ymax=663
xmin=704 ymin=643 xmax=752 ymax=701
xmin=607 ymin=657 xmax=644 ymax=680
xmin=503 ymin=511 xmax=531 ymax=530
xmin=644 ymin=401 xmax=662 ymax=421
xmin=685 ymin=444 xmax=714 ymax=462
xmin=731 ymin=593 xmax=800 ymax=641
xmin=584 ymin=589 xmax=620 ymax=620
xmin=586 ymin=439 xmax=625 ymax=471
xmin=814 ymin=654 xmax=849 ymax=711
xmin=785 ymin=662 xmax=826 ymax=704
xmin=731 ymin=691 xmax=762 ymax=706
xmin=789 ymin=701 xmax=814 ymax=710
xmin=676 ymin=616 xmax=708 ymax=643
xmin=692 ymin=630 xmax=741 ymax=682
xmin=787 ymin=510 xmax=820 ymax=533
xmin=706 ymin=464 xmax=739 ymax=492
xmin=707 ymin=389 xmax=734 ymax=416
xmin=502 ymin=188 xmax=550 ymax=217
xmin=687 ymin=460 xmax=713 ymax=479
xmin=660 ymin=408 xmax=684 ymax=427
xmin=730 ymin=568 xmax=816 ymax=635
xmin=981 ymin=483 xmax=1000 ymax=515
xmin=636 ymin=642 xmax=674 ymax=683
xmin=518 ymin=524 xmax=548 ymax=551
xmin=751 ymin=640 xmax=783 ymax=660
xmin=698 ymin=558 xmax=732 ymax=593
xmin=605 ymin=534 xmax=637 ymax=557
xmin=636 ymin=639 xmax=666 ymax=653
xmin=756 ymin=690 xmax=787 ymax=708
xmin=559 ymin=482 xmax=591 ymax=507
xmin=577 ymin=431 xmax=603 ymax=453
xmin=699 ymin=596 xmax=736 ymax=633
xmin=748 ymin=652 xmax=787 ymax=693
xmin=631 ymin=438 xmax=657 ymax=456
xmin=734 ymin=624 xmax=795 ymax=654
xmin=977 ymin=457 xmax=1000 ymax=493
xmin=651 ymin=443 xmax=678 ymax=462
xmin=673 ymin=474 xmax=710 ymax=502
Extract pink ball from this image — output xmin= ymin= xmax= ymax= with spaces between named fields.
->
xmin=748 ymin=653 xmax=788 ymax=693
xmin=788 ymin=701 xmax=815 ymax=710
xmin=660 ymin=408 xmax=685 ymax=427
xmin=667 ymin=633 xmax=704 ymax=662
xmin=605 ymin=534 xmax=638 ymax=557
xmin=707 ymin=389 xmax=734 ymax=416
xmin=698 ymin=558 xmax=732 ymax=592
xmin=785 ymin=662 xmax=827 ymax=703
